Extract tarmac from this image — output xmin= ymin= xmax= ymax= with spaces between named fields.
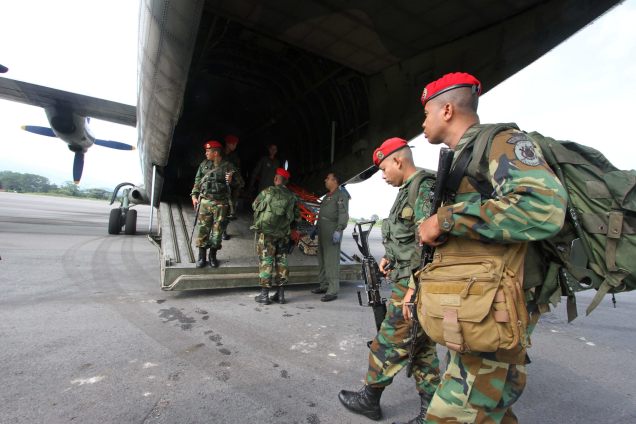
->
xmin=1 ymin=191 xmax=635 ymax=423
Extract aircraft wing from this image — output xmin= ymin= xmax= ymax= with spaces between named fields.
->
xmin=0 ymin=76 xmax=136 ymax=127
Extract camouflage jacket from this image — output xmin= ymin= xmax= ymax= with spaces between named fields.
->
xmin=251 ymin=185 xmax=300 ymax=239
xmin=436 ymin=123 xmax=567 ymax=243
xmin=382 ymin=170 xmax=435 ymax=282
xmin=191 ymin=159 xmax=238 ymax=201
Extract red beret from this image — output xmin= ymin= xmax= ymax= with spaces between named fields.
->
xmin=225 ymin=134 xmax=239 ymax=145
xmin=420 ymin=72 xmax=482 ymax=106
xmin=276 ymin=168 xmax=291 ymax=179
xmin=373 ymin=137 xmax=409 ymax=166
xmin=203 ymin=140 xmax=222 ymax=150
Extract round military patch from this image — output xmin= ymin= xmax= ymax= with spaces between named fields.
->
xmin=509 ymin=134 xmax=540 ymax=166
xmin=376 ymin=151 xmax=384 ymax=160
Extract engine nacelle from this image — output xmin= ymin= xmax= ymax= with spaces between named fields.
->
xmin=127 ymin=186 xmax=148 ymax=205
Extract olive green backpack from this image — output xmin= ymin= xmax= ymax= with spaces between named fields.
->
xmin=461 ymin=123 xmax=636 ymax=321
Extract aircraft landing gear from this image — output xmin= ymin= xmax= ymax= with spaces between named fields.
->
xmin=108 ymin=182 xmax=138 ymax=235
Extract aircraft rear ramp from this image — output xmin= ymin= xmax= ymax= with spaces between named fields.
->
xmin=152 ymin=201 xmax=361 ymax=290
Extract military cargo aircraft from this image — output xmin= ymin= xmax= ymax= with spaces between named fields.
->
xmin=0 ymin=0 xmax=624 ymax=289
xmin=0 ymin=78 xmax=136 ymax=183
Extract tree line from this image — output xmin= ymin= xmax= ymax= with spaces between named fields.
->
xmin=0 ymin=170 xmax=112 ymax=200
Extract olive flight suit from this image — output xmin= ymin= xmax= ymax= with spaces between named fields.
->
xmin=316 ymin=187 xmax=349 ymax=295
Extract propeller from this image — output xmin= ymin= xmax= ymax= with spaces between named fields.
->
xmin=73 ymin=151 xmax=85 ymax=184
xmin=22 ymin=125 xmax=56 ymax=137
xmin=94 ymin=139 xmax=135 ymax=150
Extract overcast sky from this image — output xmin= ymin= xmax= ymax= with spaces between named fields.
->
xmin=1 ymin=1 xmax=635 ymax=218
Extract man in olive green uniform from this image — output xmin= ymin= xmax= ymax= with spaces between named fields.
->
xmin=249 ymin=143 xmax=280 ymax=196
xmin=310 ymin=172 xmax=349 ymax=302
xmin=401 ymin=72 xmax=566 ymax=423
xmin=220 ymin=134 xmax=245 ymax=240
xmin=191 ymin=140 xmax=238 ymax=268
xmin=251 ymin=167 xmax=300 ymax=304
xmin=338 ymin=138 xmax=440 ymax=422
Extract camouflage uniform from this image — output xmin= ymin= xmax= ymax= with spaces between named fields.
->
xmin=250 ymin=156 xmax=280 ymax=195
xmin=367 ymin=170 xmax=441 ymax=395
xmin=220 ymin=149 xmax=245 ymax=236
xmin=191 ymin=158 xmax=237 ymax=249
xmin=252 ymin=184 xmax=300 ymax=288
xmin=316 ymin=188 xmax=349 ymax=295
xmin=417 ymin=124 xmax=567 ymax=423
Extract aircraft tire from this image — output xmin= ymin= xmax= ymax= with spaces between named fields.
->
xmin=124 ymin=209 xmax=137 ymax=235
xmin=108 ymin=208 xmax=122 ymax=235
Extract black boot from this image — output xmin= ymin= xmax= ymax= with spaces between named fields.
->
xmin=208 ymin=248 xmax=219 ymax=268
xmin=270 ymin=286 xmax=286 ymax=304
xmin=196 ymin=248 xmax=207 ymax=268
xmin=254 ymin=288 xmax=272 ymax=304
xmin=338 ymin=385 xmax=384 ymax=420
xmin=392 ymin=392 xmax=433 ymax=424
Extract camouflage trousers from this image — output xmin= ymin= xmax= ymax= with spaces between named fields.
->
xmin=195 ymin=199 xmax=228 ymax=249
xmin=424 ymin=351 xmax=527 ymax=423
xmin=366 ymin=280 xmax=440 ymax=396
xmin=256 ymin=233 xmax=289 ymax=288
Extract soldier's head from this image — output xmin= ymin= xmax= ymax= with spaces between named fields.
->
xmin=203 ymin=140 xmax=223 ymax=161
xmin=268 ymin=143 xmax=278 ymax=158
xmin=224 ymin=134 xmax=239 ymax=153
xmin=324 ymin=172 xmax=341 ymax=192
xmin=420 ymin=72 xmax=481 ymax=147
xmin=274 ymin=167 xmax=290 ymax=186
xmin=373 ymin=137 xmax=415 ymax=187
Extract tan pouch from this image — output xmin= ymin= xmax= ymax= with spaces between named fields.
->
xmin=417 ymin=253 xmax=529 ymax=353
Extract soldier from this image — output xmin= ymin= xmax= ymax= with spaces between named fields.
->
xmin=401 ymin=72 xmax=566 ymax=423
xmin=190 ymin=140 xmax=238 ymax=268
xmin=338 ymin=138 xmax=440 ymax=422
xmin=249 ymin=143 xmax=280 ymax=196
xmin=220 ymin=134 xmax=245 ymax=240
xmin=309 ymin=172 xmax=349 ymax=302
xmin=251 ymin=167 xmax=300 ymax=305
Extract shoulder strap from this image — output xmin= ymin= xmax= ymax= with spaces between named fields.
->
xmin=407 ymin=170 xmax=428 ymax=209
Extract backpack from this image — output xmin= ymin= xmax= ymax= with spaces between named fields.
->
xmin=252 ymin=185 xmax=297 ymax=238
xmin=456 ymin=123 xmax=636 ymax=321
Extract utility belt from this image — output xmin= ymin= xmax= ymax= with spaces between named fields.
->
xmin=416 ymin=237 xmax=530 ymax=354
xmin=202 ymin=193 xmax=229 ymax=201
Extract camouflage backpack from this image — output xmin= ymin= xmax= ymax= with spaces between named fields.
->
xmin=251 ymin=185 xmax=297 ymax=238
xmin=460 ymin=123 xmax=636 ymax=321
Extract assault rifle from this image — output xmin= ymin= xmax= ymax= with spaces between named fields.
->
xmin=226 ymin=170 xmax=236 ymax=218
xmin=353 ymin=220 xmax=391 ymax=333
xmin=190 ymin=194 xmax=202 ymax=243
xmin=406 ymin=147 xmax=454 ymax=377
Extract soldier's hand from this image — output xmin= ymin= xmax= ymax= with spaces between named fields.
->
xmin=225 ymin=172 xmax=233 ymax=184
xmin=402 ymin=287 xmax=416 ymax=321
xmin=418 ymin=214 xmax=444 ymax=246
xmin=332 ymin=230 xmax=342 ymax=244
xmin=378 ymin=257 xmax=389 ymax=275
xmin=192 ymin=196 xmax=199 ymax=209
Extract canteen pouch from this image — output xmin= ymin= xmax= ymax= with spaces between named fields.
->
xmin=417 ymin=253 xmax=529 ymax=353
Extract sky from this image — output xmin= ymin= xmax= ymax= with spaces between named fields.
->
xmin=1 ymin=0 xmax=635 ymax=217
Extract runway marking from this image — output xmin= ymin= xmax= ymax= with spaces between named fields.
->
xmin=70 ymin=376 xmax=105 ymax=385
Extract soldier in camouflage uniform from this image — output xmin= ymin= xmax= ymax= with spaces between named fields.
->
xmin=251 ymin=167 xmax=300 ymax=304
xmin=220 ymin=134 xmax=245 ymax=240
xmin=400 ymin=72 xmax=567 ymax=423
xmin=309 ymin=172 xmax=349 ymax=302
xmin=339 ymin=138 xmax=441 ymax=422
xmin=191 ymin=140 xmax=238 ymax=268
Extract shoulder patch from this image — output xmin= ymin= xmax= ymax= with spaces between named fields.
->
xmin=507 ymin=133 xmax=540 ymax=166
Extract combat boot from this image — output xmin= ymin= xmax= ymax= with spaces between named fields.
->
xmin=208 ymin=248 xmax=219 ymax=268
xmin=270 ymin=286 xmax=286 ymax=304
xmin=392 ymin=392 xmax=433 ymax=424
xmin=338 ymin=385 xmax=384 ymax=420
xmin=254 ymin=288 xmax=272 ymax=304
xmin=196 ymin=248 xmax=207 ymax=268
